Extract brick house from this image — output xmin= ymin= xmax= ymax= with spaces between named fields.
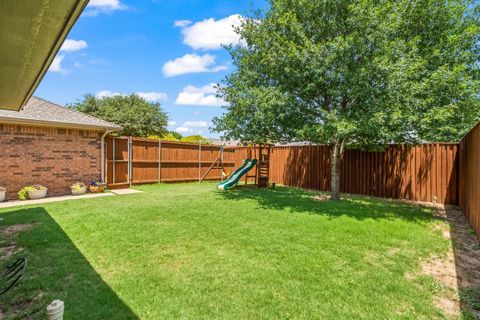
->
xmin=0 ymin=97 xmax=121 ymax=200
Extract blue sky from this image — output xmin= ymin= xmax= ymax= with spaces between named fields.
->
xmin=34 ymin=0 xmax=268 ymax=138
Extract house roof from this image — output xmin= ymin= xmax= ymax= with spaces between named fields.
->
xmin=0 ymin=1 xmax=89 ymax=111
xmin=0 ymin=97 xmax=122 ymax=131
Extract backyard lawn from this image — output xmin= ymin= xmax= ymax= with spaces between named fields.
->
xmin=0 ymin=183 xmax=457 ymax=319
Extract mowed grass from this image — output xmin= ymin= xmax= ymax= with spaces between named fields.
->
xmin=0 ymin=183 xmax=451 ymax=319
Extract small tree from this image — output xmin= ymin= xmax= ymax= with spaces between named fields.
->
xmin=214 ymin=0 xmax=480 ymax=199
xmin=148 ymin=131 xmax=184 ymax=141
xmin=69 ymin=94 xmax=169 ymax=137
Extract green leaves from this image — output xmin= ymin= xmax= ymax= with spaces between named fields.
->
xmin=69 ymin=94 xmax=169 ymax=137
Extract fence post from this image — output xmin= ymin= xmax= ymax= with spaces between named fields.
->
xmin=158 ymin=139 xmax=162 ymax=183
xmin=221 ymin=145 xmax=224 ymax=181
xmin=104 ymin=138 xmax=108 ymax=185
xmin=199 ymin=142 xmax=202 ymax=182
xmin=112 ymin=137 xmax=116 ymax=184
xmin=128 ymin=137 xmax=133 ymax=187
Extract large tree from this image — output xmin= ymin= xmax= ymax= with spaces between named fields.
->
xmin=214 ymin=0 xmax=480 ymax=199
xmin=69 ymin=94 xmax=169 ymax=137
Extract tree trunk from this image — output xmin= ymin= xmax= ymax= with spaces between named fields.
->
xmin=330 ymin=140 xmax=344 ymax=200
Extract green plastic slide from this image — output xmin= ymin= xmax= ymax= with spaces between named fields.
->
xmin=217 ymin=159 xmax=257 ymax=191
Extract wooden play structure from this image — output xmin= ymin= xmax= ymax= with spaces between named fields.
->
xmin=200 ymin=145 xmax=226 ymax=183
xmin=245 ymin=144 xmax=272 ymax=188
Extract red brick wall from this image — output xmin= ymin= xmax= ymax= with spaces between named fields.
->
xmin=0 ymin=124 xmax=103 ymax=200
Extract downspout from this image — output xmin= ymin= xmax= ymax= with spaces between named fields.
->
xmin=101 ymin=130 xmax=113 ymax=182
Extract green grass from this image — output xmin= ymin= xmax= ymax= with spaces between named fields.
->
xmin=0 ymin=183 xmax=453 ymax=319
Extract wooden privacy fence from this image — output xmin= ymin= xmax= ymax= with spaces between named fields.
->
xmin=106 ymin=137 xmax=240 ymax=187
xmin=107 ymin=139 xmax=459 ymax=204
xmin=269 ymin=144 xmax=459 ymax=205
xmin=459 ymin=124 xmax=480 ymax=241
xmin=106 ymin=138 xmax=260 ymax=188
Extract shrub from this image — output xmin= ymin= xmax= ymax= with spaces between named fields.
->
xmin=0 ymin=186 xmax=6 ymax=192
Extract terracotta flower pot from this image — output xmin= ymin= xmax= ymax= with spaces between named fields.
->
xmin=89 ymin=185 xmax=105 ymax=193
xmin=28 ymin=189 xmax=47 ymax=200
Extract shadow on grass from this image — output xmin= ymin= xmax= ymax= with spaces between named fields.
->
xmin=220 ymin=186 xmax=480 ymax=317
xmin=218 ymin=185 xmax=439 ymax=223
xmin=0 ymin=207 xmax=138 ymax=319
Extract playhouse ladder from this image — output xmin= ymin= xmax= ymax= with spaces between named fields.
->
xmin=257 ymin=144 xmax=271 ymax=188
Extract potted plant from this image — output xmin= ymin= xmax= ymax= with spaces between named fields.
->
xmin=71 ymin=182 xmax=87 ymax=196
xmin=0 ymin=187 xmax=6 ymax=202
xmin=89 ymin=179 xmax=106 ymax=193
xmin=19 ymin=185 xmax=48 ymax=200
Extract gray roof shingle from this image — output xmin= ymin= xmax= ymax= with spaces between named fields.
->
xmin=0 ymin=96 xmax=122 ymax=131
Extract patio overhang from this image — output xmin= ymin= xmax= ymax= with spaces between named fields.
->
xmin=0 ymin=0 xmax=89 ymax=111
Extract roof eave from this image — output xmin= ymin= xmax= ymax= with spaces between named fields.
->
xmin=19 ymin=1 xmax=89 ymax=112
xmin=0 ymin=0 xmax=90 ymax=111
xmin=0 ymin=117 xmax=122 ymax=132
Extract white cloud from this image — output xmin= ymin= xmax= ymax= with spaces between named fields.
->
xmin=60 ymin=39 xmax=88 ymax=52
xmin=183 ymin=121 xmax=209 ymax=127
xmin=49 ymin=55 xmax=66 ymax=74
xmin=179 ymin=14 xmax=243 ymax=50
xmin=50 ymin=40 xmax=87 ymax=74
xmin=210 ymin=65 xmax=228 ymax=72
xmin=168 ymin=121 xmax=177 ymax=126
xmin=96 ymin=90 xmax=122 ymax=98
xmin=174 ymin=20 xmax=192 ymax=27
xmin=85 ymin=0 xmax=126 ymax=15
xmin=175 ymin=83 xmax=226 ymax=107
xmin=175 ymin=127 xmax=191 ymax=133
xmin=137 ymin=92 xmax=168 ymax=102
xmin=162 ymin=53 xmax=227 ymax=77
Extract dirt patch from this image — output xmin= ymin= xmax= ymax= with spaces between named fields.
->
xmin=2 ymin=224 xmax=32 ymax=236
xmin=422 ymin=250 xmax=458 ymax=289
xmin=312 ymin=194 xmax=331 ymax=202
xmin=0 ymin=224 xmax=31 ymax=261
xmin=413 ymin=207 xmax=480 ymax=318
xmin=435 ymin=296 xmax=461 ymax=317
xmin=0 ymin=245 xmax=22 ymax=261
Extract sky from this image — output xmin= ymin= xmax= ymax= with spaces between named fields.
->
xmin=34 ymin=0 xmax=269 ymax=138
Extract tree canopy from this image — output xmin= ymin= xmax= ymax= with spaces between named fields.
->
xmin=181 ymin=135 xmax=211 ymax=144
xmin=214 ymin=0 xmax=479 ymax=145
xmin=69 ymin=94 xmax=169 ymax=137
xmin=213 ymin=0 xmax=480 ymax=199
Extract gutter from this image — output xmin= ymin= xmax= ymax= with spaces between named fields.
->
xmin=101 ymin=130 xmax=114 ymax=182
